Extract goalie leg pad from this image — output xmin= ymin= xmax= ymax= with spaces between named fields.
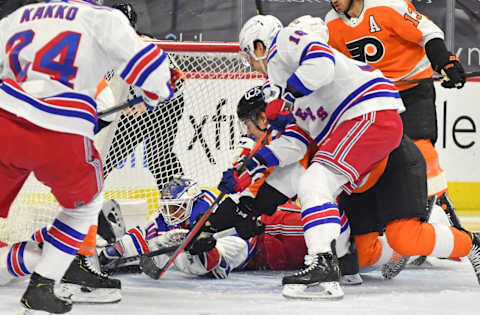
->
xmin=98 ymin=199 xmax=126 ymax=244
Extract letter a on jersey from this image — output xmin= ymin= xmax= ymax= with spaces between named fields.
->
xmin=369 ymin=15 xmax=381 ymax=33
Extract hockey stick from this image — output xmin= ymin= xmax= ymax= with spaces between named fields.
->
xmin=395 ymin=70 xmax=480 ymax=87
xmin=156 ymin=128 xmax=273 ymax=279
xmin=97 ymin=101 xmax=131 ymax=119
xmin=102 ymin=227 xmax=238 ymax=274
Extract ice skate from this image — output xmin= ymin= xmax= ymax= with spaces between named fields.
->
xmin=467 ymin=232 xmax=480 ymax=285
xmin=381 ymin=252 xmax=409 ymax=279
xmin=282 ymin=252 xmax=344 ymax=300
xmin=58 ymin=254 xmax=121 ymax=304
xmin=20 ymin=272 xmax=72 ymax=314
xmin=339 ymin=244 xmax=362 ymax=285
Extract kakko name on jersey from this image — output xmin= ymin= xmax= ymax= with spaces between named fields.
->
xmin=0 ymin=0 xmax=172 ymax=139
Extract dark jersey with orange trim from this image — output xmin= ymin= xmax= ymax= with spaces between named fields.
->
xmin=325 ymin=0 xmax=444 ymax=90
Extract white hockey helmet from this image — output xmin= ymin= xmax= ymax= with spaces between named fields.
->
xmin=288 ymin=15 xmax=329 ymax=42
xmin=239 ymin=15 xmax=283 ymax=67
xmin=159 ymin=176 xmax=203 ymax=226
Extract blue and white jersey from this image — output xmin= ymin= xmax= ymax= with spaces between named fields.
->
xmin=263 ymin=26 xmax=405 ymax=167
xmin=0 ymin=0 xmax=172 ymax=139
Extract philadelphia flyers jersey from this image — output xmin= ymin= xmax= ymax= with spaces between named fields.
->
xmin=325 ymin=0 xmax=444 ymax=90
xmin=0 ymin=0 xmax=172 ymax=139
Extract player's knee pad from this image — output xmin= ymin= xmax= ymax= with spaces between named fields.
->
xmin=385 ymin=218 xmax=430 ymax=256
xmin=298 ymin=163 xmax=347 ymax=209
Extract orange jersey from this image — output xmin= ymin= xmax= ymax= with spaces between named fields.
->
xmin=325 ymin=0 xmax=443 ymax=90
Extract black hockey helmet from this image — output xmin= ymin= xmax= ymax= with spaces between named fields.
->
xmin=237 ymin=86 xmax=266 ymax=121
xmin=113 ymin=3 xmax=137 ymax=27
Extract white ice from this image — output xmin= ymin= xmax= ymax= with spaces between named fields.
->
xmin=1 ymin=258 xmax=479 ymax=315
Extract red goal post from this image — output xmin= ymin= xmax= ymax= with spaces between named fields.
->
xmin=0 ymin=41 xmax=265 ymax=245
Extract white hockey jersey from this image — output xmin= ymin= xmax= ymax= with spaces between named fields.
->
xmin=264 ymin=27 xmax=405 ymax=167
xmin=0 ymin=0 xmax=172 ymax=139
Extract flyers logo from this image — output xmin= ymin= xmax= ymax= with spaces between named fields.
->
xmin=346 ymin=37 xmax=385 ymax=63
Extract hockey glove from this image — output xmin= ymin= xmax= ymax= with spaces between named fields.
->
xmin=187 ymin=234 xmax=217 ymax=255
xmin=265 ymin=92 xmax=295 ymax=131
xmin=236 ymin=218 xmax=266 ymax=240
xmin=218 ymin=155 xmax=268 ymax=194
xmin=231 ymin=136 xmax=256 ymax=167
xmin=439 ymin=56 xmax=466 ymax=89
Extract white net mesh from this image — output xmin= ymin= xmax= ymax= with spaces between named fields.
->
xmin=0 ymin=42 xmax=263 ymax=245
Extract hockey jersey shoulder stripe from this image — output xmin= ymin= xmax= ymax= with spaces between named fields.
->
xmin=300 ymin=42 xmax=335 ymax=65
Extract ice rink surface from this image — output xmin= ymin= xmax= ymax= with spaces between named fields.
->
xmin=0 ymin=257 xmax=479 ymax=315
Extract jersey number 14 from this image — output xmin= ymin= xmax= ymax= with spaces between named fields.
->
xmin=6 ymin=30 xmax=81 ymax=88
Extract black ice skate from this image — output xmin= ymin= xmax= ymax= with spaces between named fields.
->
xmin=58 ymin=254 xmax=122 ymax=304
xmin=339 ymin=244 xmax=362 ymax=285
xmin=381 ymin=253 xmax=409 ymax=279
xmin=21 ymin=272 xmax=72 ymax=314
xmin=467 ymin=232 xmax=480 ymax=285
xmin=282 ymin=252 xmax=344 ymax=300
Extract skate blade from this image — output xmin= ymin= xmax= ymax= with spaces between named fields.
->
xmin=282 ymin=282 xmax=344 ymax=300
xmin=57 ymin=283 xmax=121 ymax=304
xmin=340 ymin=273 xmax=363 ymax=286
xmin=17 ymin=306 xmax=61 ymax=315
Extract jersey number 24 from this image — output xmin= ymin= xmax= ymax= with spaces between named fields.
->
xmin=6 ymin=30 xmax=81 ymax=88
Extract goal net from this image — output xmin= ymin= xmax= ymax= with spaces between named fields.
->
xmin=0 ymin=41 xmax=264 ymax=245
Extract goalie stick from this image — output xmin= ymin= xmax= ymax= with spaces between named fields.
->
xmin=156 ymin=128 xmax=273 ymax=279
xmin=102 ymin=227 xmax=238 ymax=275
xmin=395 ymin=70 xmax=480 ymax=86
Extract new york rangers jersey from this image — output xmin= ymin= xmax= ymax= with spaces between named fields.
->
xmin=0 ymin=0 xmax=172 ymax=139
xmin=263 ymin=26 xmax=405 ymax=167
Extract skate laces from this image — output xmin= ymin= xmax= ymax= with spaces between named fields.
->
xmin=82 ymin=255 xmax=108 ymax=279
xmin=295 ymin=254 xmax=320 ymax=276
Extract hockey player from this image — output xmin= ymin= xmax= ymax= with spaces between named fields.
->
xmin=0 ymin=0 xmax=174 ymax=313
xmin=325 ymin=0 xmax=467 ymax=240
xmin=221 ymin=14 xmax=480 ymax=300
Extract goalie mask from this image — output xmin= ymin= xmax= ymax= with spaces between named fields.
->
xmin=239 ymin=15 xmax=283 ymax=70
xmin=237 ymin=86 xmax=267 ymax=133
xmin=159 ymin=176 xmax=203 ymax=226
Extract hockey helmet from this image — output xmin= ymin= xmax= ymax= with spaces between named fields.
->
xmin=288 ymin=15 xmax=329 ymax=42
xmin=159 ymin=176 xmax=203 ymax=226
xmin=113 ymin=3 xmax=137 ymax=27
xmin=239 ymin=15 xmax=283 ymax=68
xmin=237 ymin=86 xmax=266 ymax=121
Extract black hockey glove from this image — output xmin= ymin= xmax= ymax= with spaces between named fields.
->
xmin=439 ymin=56 xmax=466 ymax=89
xmin=235 ymin=218 xmax=266 ymax=240
xmin=187 ymin=233 xmax=217 ymax=255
